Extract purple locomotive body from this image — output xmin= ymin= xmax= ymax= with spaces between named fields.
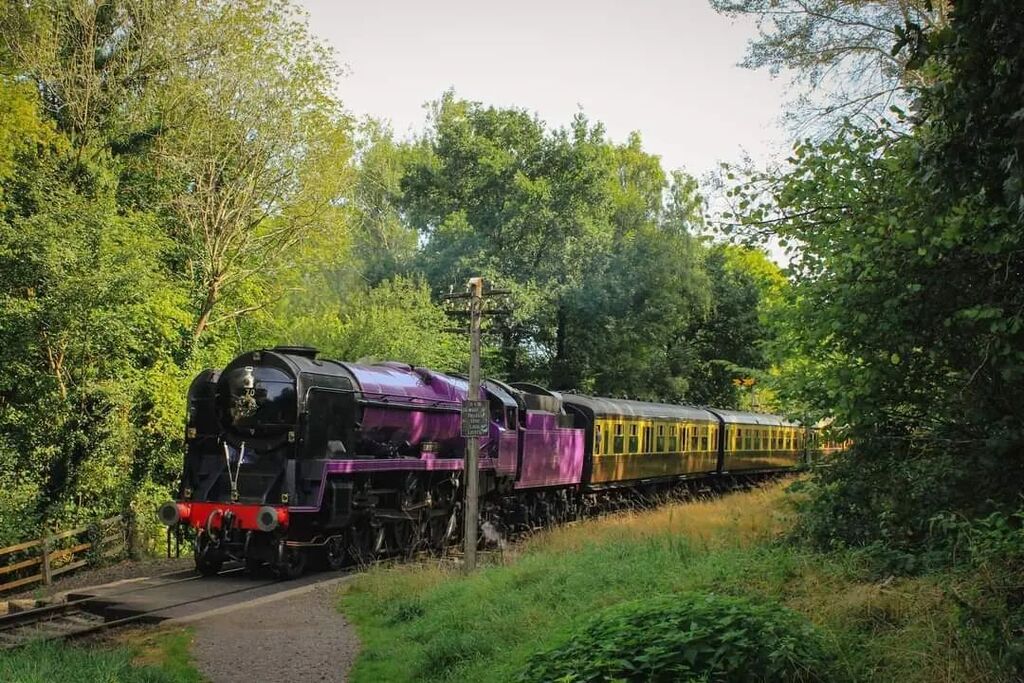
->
xmin=164 ymin=347 xmax=584 ymax=576
xmin=292 ymin=363 xmax=582 ymax=502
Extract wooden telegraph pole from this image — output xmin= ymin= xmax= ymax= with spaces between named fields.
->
xmin=462 ymin=277 xmax=484 ymax=572
xmin=444 ymin=277 xmax=509 ymax=573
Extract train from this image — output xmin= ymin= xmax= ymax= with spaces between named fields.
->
xmin=158 ymin=346 xmax=840 ymax=578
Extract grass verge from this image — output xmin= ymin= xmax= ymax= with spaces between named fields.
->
xmin=0 ymin=627 xmax=203 ymax=683
xmin=339 ymin=480 xmax=1010 ymax=682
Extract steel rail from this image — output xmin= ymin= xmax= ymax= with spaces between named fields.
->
xmin=0 ymin=566 xmax=245 ymax=632
xmin=0 ymin=569 xmax=294 ymax=650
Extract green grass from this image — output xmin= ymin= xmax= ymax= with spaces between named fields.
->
xmin=338 ymin=481 xmax=1009 ymax=682
xmin=0 ymin=628 xmax=203 ymax=683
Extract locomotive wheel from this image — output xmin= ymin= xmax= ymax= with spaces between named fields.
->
xmin=195 ymin=553 xmax=223 ymax=576
xmin=347 ymin=523 xmax=373 ymax=566
xmin=325 ymin=536 xmax=347 ymax=571
xmin=194 ymin=531 xmax=223 ymax=576
xmin=438 ymin=506 xmax=460 ymax=550
xmin=390 ymin=520 xmax=417 ymax=558
xmin=425 ymin=511 xmax=449 ymax=554
xmin=275 ymin=545 xmax=307 ymax=580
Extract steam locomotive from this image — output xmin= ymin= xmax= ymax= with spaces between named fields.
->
xmin=159 ymin=346 xmax=835 ymax=578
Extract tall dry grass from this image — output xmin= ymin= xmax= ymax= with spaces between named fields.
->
xmin=528 ymin=479 xmax=799 ymax=557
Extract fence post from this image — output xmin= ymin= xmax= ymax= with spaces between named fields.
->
xmin=41 ymin=532 xmax=52 ymax=585
xmin=127 ymin=510 xmax=143 ymax=560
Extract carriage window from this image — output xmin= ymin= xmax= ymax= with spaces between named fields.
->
xmin=644 ymin=426 xmax=653 ymax=453
xmin=614 ymin=423 xmax=624 ymax=453
xmin=745 ymin=429 xmax=753 ymax=450
xmin=656 ymin=425 xmax=665 ymax=452
xmin=701 ymin=428 xmax=709 ymax=451
xmin=594 ymin=425 xmax=602 ymax=455
xmin=691 ymin=426 xmax=700 ymax=451
xmin=629 ymin=424 xmax=639 ymax=453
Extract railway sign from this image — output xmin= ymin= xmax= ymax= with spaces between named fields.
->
xmin=461 ymin=399 xmax=489 ymax=437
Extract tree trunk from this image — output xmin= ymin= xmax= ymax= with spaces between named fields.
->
xmin=192 ymin=278 xmax=220 ymax=343
xmin=550 ymin=304 xmax=570 ymax=389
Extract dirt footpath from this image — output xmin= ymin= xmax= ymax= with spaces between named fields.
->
xmin=190 ymin=581 xmax=359 ymax=683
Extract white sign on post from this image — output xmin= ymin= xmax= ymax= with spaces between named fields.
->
xmin=460 ymin=400 xmax=489 ymax=437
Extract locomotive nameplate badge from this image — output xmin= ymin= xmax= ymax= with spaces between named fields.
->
xmin=461 ymin=400 xmax=489 ymax=437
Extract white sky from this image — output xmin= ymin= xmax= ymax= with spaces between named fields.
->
xmin=299 ymin=0 xmax=792 ymax=178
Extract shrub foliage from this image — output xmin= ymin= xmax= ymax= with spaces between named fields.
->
xmin=517 ymin=592 xmax=837 ymax=683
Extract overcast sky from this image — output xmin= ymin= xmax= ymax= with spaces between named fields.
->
xmin=299 ymin=0 xmax=792 ymax=178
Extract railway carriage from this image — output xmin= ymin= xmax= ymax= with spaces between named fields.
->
xmin=160 ymin=346 xmax=834 ymax=578
xmin=562 ymin=396 xmax=721 ymax=486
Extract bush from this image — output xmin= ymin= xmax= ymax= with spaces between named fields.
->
xmin=790 ymin=441 xmax=1024 ymax=563
xmin=929 ymin=508 xmax=1024 ymax=676
xmin=517 ymin=592 xmax=838 ymax=683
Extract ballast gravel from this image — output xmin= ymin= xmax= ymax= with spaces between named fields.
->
xmin=191 ymin=582 xmax=359 ymax=683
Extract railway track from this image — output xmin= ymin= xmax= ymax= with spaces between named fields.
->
xmin=0 ymin=566 xmax=280 ymax=649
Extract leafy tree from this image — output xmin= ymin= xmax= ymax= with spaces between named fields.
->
xmin=400 ymin=94 xmax=741 ymax=398
xmin=283 ymin=277 xmax=463 ymax=371
xmin=0 ymin=0 xmax=362 ymax=543
xmin=709 ymin=0 xmax=950 ymax=128
xmin=0 ymin=77 xmax=191 ymax=538
xmin=0 ymin=0 xmax=184 ymax=151
xmin=723 ymin=0 xmax=1024 ymax=548
xmin=146 ymin=0 xmax=353 ymax=345
xmin=681 ymin=246 xmax=784 ymax=409
xmin=349 ymin=122 xmax=421 ymax=285
xmin=560 ymin=221 xmax=710 ymax=400
xmin=401 ymin=95 xmax=618 ymax=380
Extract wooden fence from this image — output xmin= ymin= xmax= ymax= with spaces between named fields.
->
xmin=0 ymin=515 xmax=126 ymax=595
